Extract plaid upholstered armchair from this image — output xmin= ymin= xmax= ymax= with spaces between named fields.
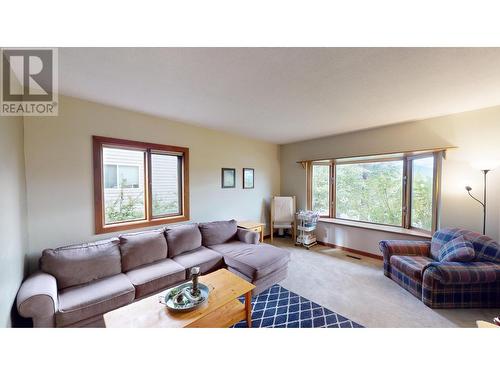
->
xmin=380 ymin=228 xmax=500 ymax=308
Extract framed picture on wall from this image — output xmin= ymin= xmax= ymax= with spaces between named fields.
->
xmin=221 ymin=168 xmax=236 ymax=188
xmin=243 ymin=168 xmax=254 ymax=189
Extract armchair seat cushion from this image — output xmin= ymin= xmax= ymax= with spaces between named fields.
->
xmin=424 ymin=261 xmax=500 ymax=285
xmin=56 ymin=274 xmax=135 ymax=327
xmin=126 ymin=259 xmax=186 ymax=299
xmin=390 ymin=256 xmax=434 ymax=281
xmin=172 ymin=247 xmax=223 ymax=278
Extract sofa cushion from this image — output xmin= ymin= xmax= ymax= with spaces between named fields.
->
xmin=390 ymin=255 xmax=434 ymax=281
xmin=208 ymin=240 xmax=254 ymax=255
xmin=172 ymin=247 xmax=224 ymax=278
xmin=165 ymin=223 xmax=202 ymax=257
xmin=431 ymin=227 xmax=500 ymax=262
xmin=209 ymin=241 xmax=290 ymax=280
xmin=199 ymin=220 xmax=238 ymax=246
xmin=228 ymin=264 xmax=288 ymax=296
xmin=438 ymin=236 xmax=476 ymax=262
xmin=119 ymin=228 xmax=168 ymax=272
xmin=126 ymin=259 xmax=186 ymax=299
xmin=56 ymin=274 xmax=135 ymax=327
xmin=40 ymin=238 xmax=122 ymax=289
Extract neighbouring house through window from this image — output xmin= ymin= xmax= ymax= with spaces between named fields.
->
xmin=308 ymin=150 xmax=442 ymax=233
xmin=93 ymin=136 xmax=189 ymax=234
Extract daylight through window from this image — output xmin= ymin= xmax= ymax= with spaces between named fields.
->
xmin=309 ymin=151 xmax=441 ymax=232
xmin=93 ymin=136 xmax=189 ymax=234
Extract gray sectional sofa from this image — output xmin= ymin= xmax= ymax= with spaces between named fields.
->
xmin=16 ymin=220 xmax=290 ymax=328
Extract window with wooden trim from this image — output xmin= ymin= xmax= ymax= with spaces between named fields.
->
xmin=93 ymin=136 xmax=189 ymax=234
xmin=308 ymin=151 xmax=442 ymax=233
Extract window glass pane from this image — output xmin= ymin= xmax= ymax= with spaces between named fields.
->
xmin=151 ymin=153 xmax=181 ymax=217
xmin=104 ymin=164 xmax=117 ymax=189
xmin=411 ymin=156 xmax=434 ymax=231
xmin=118 ymin=165 xmax=139 ymax=188
xmin=102 ymin=147 xmax=145 ymax=224
xmin=312 ymin=164 xmax=330 ymax=215
xmin=336 ymin=160 xmax=403 ymax=226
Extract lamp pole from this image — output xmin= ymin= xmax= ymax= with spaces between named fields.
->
xmin=465 ymin=170 xmax=489 ymax=235
xmin=482 ymin=169 xmax=488 ymax=235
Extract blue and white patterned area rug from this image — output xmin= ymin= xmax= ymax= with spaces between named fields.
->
xmin=233 ymin=284 xmax=363 ymax=328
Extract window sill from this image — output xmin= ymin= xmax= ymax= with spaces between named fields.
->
xmin=96 ymin=214 xmax=189 ymax=234
xmin=318 ymin=218 xmax=432 ymax=238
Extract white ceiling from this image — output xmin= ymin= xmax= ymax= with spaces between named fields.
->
xmin=58 ymin=48 xmax=500 ymax=144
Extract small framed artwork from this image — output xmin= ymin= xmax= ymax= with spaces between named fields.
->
xmin=221 ymin=168 xmax=236 ymax=188
xmin=243 ymin=168 xmax=254 ymax=189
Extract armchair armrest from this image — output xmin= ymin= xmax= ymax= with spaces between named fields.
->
xmin=16 ymin=272 xmax=58 ymax=327
xmin=237 ymin=228 xmax=260 ymax=245
xmin=379 ymin=240 xmax=431 ymax=259
xmin=423 ymin=261 xmax=500 ymax=285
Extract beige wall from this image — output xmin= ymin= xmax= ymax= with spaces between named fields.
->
xmin=24 ymin=96 xmax=280 ymax=267
xmin=281 ymin=105 xmax=500 ymax=254
xmin=0 ymin=115 xmax=28 ymax=327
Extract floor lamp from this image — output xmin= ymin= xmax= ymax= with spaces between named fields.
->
xmin=465 ymin=162 xmax=498 ymax=235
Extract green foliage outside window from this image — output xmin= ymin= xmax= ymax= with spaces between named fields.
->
xmin=152 ymin=194 xmax=179 ymax=217
xmin=105 ymin=180 xmax=180 ymax=224
xmin=336 ymin=161 xmax=403 ymax=226
xmin=105 ymin=189 xmax=144 ymax=224
xmin=410 ymin=157 xmax=433 ymax=231
xmin=312 ymin=156 xmax=434 ymax=230
xmin=312 ymin=165 xmax=330 ymax=215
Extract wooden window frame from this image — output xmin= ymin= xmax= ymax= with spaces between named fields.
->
xmin=93 ymin=136 xmax=190 ymax=234
xmin=307 ymin=151 xmax=442 ymax=234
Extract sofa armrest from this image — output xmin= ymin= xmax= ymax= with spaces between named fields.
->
xmin=423 ymin=261 xmax=500 ymax=285
xmin=379 ymin=240 xmax=431 ymax=259
xmin=237 ymin=228 xmax=260 ymax=245
xmin=17 ymin=272 xmax=58 ymax=327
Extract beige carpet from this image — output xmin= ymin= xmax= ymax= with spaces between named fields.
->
xmin=271 ymin=238 xmax=498 ymax=328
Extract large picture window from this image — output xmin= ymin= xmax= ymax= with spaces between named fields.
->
xmin=309 ymin=151 xmax=441 ymax=233
xmin=335 ymin=160 xmax=403 ymax=226
xmin=93 ymin=136 xmax=189 ymax=234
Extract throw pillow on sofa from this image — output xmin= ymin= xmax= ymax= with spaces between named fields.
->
xmin=438 ymin=235 xmax=476 ymax=262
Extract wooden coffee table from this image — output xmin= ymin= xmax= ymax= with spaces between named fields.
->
xmin=103 ymin=269 xmax=255 ymax=328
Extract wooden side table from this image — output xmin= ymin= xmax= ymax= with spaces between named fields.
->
xmin=237 ymin=221 xmax=265 ymax=243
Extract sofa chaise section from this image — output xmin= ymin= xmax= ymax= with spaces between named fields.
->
xmin=201 ymin=220 xmax=291 ymax=295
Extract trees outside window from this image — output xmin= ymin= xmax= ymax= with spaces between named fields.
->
xmin=336 ymin=160 xmax=403 ymax=226
xmin=312 ymin=164 xmax=330 ymax=216
xmin=309 ymin=151 xmax=439 ymax=232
